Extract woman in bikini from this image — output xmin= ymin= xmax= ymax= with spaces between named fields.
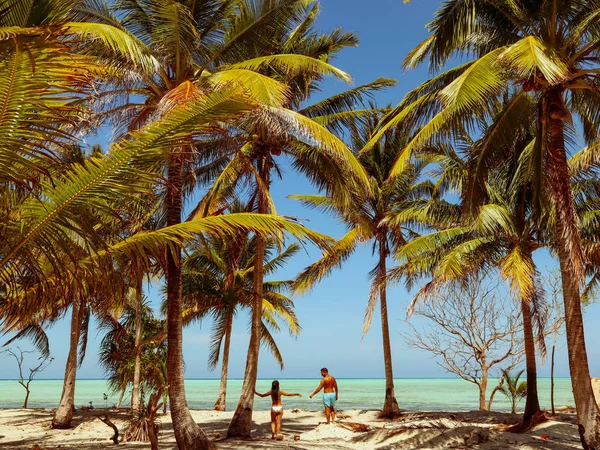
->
xmin=255 ymin=380 xmax=302 ymax=440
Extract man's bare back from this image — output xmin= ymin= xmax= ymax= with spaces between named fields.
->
xmin=310 ymin=368 xmax=339 ymax=424
xmin=322 ymin=375 xmax=336 ymax=393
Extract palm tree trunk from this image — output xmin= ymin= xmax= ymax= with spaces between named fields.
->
xmin=131 ymin=276 xmax=143 ymax=413
xmin=228 ymin=156 xmax=269 ymax=438
xmin=487 ymin=382 xmax=503 ymax=411
xmin=551 ymin=341 xmax=556 ymax=416
xmin=52 ymin=298 xmax=85 ymax=428
xmin=116 ymin=387 xmax=126 ymax=409
xmin=521 ymin=296 xmax=541 ymax=424
xmin=213 ymin=313 xmax=233 ymax=411
xmin=166 ymin=149 xmax=215 ymax=450
xmin=378 ymin=236 xmax=400 ymax=417
xmin=547 ymin=92 xmax=600 ymax=449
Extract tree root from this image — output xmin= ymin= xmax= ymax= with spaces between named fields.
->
xmin=100 ymin=415 xmax=119 ymax=444
xmin=507 ymin=411 xmax=549 ymax=433
xmin=124 ymin=387 xmax=164 ymax=450
xmin=379 ymin=410 xmax=403 ymax=420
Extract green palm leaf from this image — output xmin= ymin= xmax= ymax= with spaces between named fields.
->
xmin=498 ymin=36 xmax=569 ymax=85
xmin=225 ymin=54 xmax=351 ymax=83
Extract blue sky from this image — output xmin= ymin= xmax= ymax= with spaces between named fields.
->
xmin=2 ymin=0 xmax=600 ymax=382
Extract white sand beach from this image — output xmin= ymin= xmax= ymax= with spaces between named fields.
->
xmin=0 ymin=408 xmax=583 ymax=449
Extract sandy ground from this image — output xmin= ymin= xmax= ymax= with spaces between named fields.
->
xmin=0 ymin=407 xmax=583 ymax=449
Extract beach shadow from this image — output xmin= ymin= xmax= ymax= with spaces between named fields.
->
xmin=345 ymin=411 xmax=582 ymax=450
xmin=0 ymin=408 xmax=140 ymax=450
xmin=153 ymin=409 xmax=321 ymax=450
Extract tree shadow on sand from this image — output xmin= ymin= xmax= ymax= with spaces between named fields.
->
xmin=0 ymin=409 xmax=143 ymax=450
xmin=347 ymin=411 xmax=582 ymax=450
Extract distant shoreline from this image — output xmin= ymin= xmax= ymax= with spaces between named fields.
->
xmin=0 ymin=377 xmax=574 ymax=381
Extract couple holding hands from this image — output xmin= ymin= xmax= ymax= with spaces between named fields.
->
xmin=254 ymin=367 xmax=338 ymax=440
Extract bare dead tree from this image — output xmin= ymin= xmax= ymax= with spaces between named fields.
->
xmin=405 ymin=276 xmax=525 ymax=410
xmin=3 ymin=347 xmax=53 ymax=408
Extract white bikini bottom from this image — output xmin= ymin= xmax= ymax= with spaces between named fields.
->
xmin=271 ymin=406 xmax=283 ymax=413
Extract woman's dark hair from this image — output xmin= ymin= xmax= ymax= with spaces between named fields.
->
xmin=271 ymin=380 xmax=280 ymax=401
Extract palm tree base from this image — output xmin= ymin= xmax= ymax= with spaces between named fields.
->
xmin=52 ymin=404 xmax=75 ymax=429
xmin=227 ymin=404 xmax=253 ymax=438
xmin=213 ymin=399 xmax=226 ymax=412
xmin=380 ymin=397 xmax=401 ymax=419
xmin=51 ymin=421 xmax=73 ymax=430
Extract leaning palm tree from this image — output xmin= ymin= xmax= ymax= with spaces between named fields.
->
xmin=180 ymin=233 xmax=301 ymax=411
xmin=291 ymin=109 xmax=447 ymax=417
xmin=363 ymin=2 xmax=600 ymax=446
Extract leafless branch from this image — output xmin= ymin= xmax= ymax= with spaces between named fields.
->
xmin=404 ymin=274 xmax=524 ymax=410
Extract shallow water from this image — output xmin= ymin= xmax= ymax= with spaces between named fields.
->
xmin=0 ymin=378 xmax=574 ymax=412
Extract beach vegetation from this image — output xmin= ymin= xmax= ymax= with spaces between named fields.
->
xmin=2 ymin=0 xmax=600 ymax=449
xmin=367 ymin=1 xmax=600 ymax=444
xmin=98 ymin=299 xmax=167 ymax=414
xmin=292 ymin=106 xmax=452 ymax=417
xmin=499 ymin=369 xmax=528 ymax=414
xmin=179 ymin=226 xmax=301 ymax=412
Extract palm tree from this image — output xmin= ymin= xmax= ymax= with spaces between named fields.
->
xmin=0 ymin=65 xmax=332 ymax=450
xmin=291 ymin=109 xmax=445 ymax=417
xmin=395 ymin=171 xmax=547 ymax=426
xmin=392 ymin=108 xmax=552 ymax=428
xmin=180 ymin=232 xmax=301 ymax=411
xmin=187 ymin=5 xmax=389 ymax=435
xmin=71 ymin=1 xmax=366 ymax=444
xmin=364 ymin=2 xmax=600 ymax=446
xmin=166 ymin=1 xmax=392 ymax=437
xmin=98 ymin=300 xmax=167 ymax=410
xmin=499 ymin=369 xmax=528 ymax=415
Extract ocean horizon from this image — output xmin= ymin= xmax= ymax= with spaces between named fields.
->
xmin=0 ymin=378 xmax=575 ymax=412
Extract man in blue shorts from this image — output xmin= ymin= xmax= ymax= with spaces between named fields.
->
xmin=309 ymin=368 xmax=338 ymax=424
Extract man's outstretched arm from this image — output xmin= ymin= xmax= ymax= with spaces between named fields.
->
xmin=309 ymin=380 xmax=324 ymax=398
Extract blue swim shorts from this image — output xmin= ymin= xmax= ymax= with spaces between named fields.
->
xmin=323 ymin=392 xmax=336 ymax=407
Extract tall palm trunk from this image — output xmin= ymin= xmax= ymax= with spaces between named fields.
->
xmin=52 ymin=297 xmax=85 ymax=428
xmin=131 ymin=276 xmax=143 ymax=412
xmin=116 ymin=386 xmax=126 ymax=409
xmin=213 ymin=313 xmax=233 ymax=411
xmin=546 ymin=91 xmax=600 ymax=450
xmin=551 ymin=339 xmax=557 ymax=415
xmin=215 ymin=237 xmax=243 ymax=412
xmin=166 ymin=150 xmax=215 ymax=450
xmin=378 ymin=236 xmax=400 ymax=417
xmin=521 ymin=296 xmax=541 ymax=423
xmin=228 ymin=155 xmax=269 ymax=438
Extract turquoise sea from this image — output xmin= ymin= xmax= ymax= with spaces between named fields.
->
xmin=0 ymin=378 xmax=574 ymax=412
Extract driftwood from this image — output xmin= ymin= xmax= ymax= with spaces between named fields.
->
xmin=124 ymin=387 xmax=164 ymax=450
xmin=337 ymin=422 xmax=373 ymax=433
xmin=100 ymin=415 xmax=119 ymax=444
